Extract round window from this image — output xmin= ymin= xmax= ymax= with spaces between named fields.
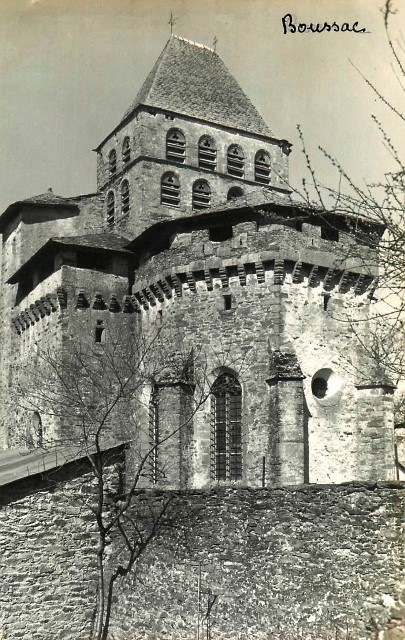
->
xmin=311 ymin=368 xmax=341 ymax=401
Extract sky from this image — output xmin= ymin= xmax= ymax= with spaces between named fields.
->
xmin=0 ymin=0 xmax=404 ymax=213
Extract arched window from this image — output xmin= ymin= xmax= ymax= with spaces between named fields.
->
xmin=211 ymin=373 xmax=242 ymax=481
xmin=107 ymin=191 xmax=115 ymax=226
xmin=227 ymin=145 xmax=245 ymax=178
xmin=198 ymin=136 xmax=217 ymax=170
xmin=192 ymin=180 xmax=211 ymax=210
xmin=122 ymin=137 xmax=131 ymax=166
xmin=121 ymin=179 xmax=130 ymax=214
xmin=227 ymin=186 xmax=244 ymax=201
xmin=161 ymin=172 xmax=180 ymax=207
xmin=255 ymin=150 xmax=271 ymax=184
xmin=109 ymin=149 xmax=117 ymax=177
xmin=149 ymin=385 xmax=159 ymax=484
xmin=166 ymin=129 xmax=186 ymax=163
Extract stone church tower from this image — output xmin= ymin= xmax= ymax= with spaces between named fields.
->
xmin=0 ymin=36 xmax=396 ymax=488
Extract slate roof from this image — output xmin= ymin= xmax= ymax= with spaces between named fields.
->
xmin=120 ymin=35 xmax=274 ymax=138
xmin=52 ymin=233 xmax=132 ymax=253
xmin=7 ymin=234 xmax=134 ymax=285
xmin=0 ymin=440 xmax=127 ymax=488
xmin=0 ymin=189 xmax=98 ymax=233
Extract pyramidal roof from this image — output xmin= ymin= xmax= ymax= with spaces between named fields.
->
xmin=121 ymin=35 xmax=274 ymax=138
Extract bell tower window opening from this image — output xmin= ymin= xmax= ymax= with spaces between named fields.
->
xmin=161 ymin=172 xmax=180 ymax=207
xmin=109 ymin=149 xmax=117 ymax=178
xmin=198 ymin=136 xmax=217 ymax=170
xmin=149 ymin=385 xmax=159 ymax=484
xmin=227 ymin=145 xmax=245 ymax=178
xmin=211 ymin=373 xmax=242 ymax=481
xmin=166 ymin=129 xmax=186 ymax=164
xmin=121 ymin=179 xmax=130 ymax=215
xmin=227 ymin=186 xmax=244 ymax=201
xmin=106 ymin=191 xmax=115 ymax=227
xmin=122 ymin=137 xmax=131 ymax=166
xmin=192 ymin=180 xmax=211 ymax=210
xmin=254 ymin=150 xmax=271 ymax=184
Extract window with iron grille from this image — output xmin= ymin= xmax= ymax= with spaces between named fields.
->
xmin=106 ymin=191 xmax=115 ymax=226
xmin=198 ymin=136 xmax=217 ymax=170
xmin=121 ymin=179 xmax=130 ymax=214
xmin=166 ymin=129 xmax=186 ymax=163
xmin=211 ymin=373 xmax=242 ymax=481
xmin=192 ymin=180 xmax=211 ymax=210
xmin=109 ymin=149 xmax=117 ymax=177
xmin=161 ymin=172 xmax=180 ymax=207
xmin=148 ymin=385 xmax=159 ymax=484
xmin=254 ymin=150 xmax=271 ymax=184
xmin=227 ymin=145 xmax=245 ymax=178
xmin=122 ymin=137 xmax=131 ymax=166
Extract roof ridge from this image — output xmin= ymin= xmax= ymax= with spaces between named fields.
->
xmin=171 ymin=34 xmax=215 ymax=53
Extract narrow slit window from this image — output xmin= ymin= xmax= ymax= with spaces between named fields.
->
xmin=227 ymin=145 xmax=245 ymax=178
xmin=122 ymin=137 xmax=131 ymax=166
xmin=192 ymin=180 xmax=211 ymax=210
xmin=166 ymin=129 xmax=186 ymax=164
xmin=95 ymin=319 xmax=105 ymax=343
xmin=211 ymin=373 xmax=242 ymax=481
xmin=106 ymin=191 xmax=115 ymax=227
xmin=198 ymin=136 xmax=217 ymax=170
xmin=223 ymin=294 xmax=232 ymax=311
xmin=161 ymin=172 xmax=180 ymax=207
xmin=254 ymin=151 xmax=271 ymax=184
xmin=109 ymin=149 xmax=117 ymax=178
xmin=121 ymin=179 xmax=130 ymax=215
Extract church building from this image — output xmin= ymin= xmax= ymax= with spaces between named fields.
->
xmin=0 ymin=35 xmax=396 ymax=488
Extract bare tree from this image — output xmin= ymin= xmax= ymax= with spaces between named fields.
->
xmin=10 ymin=323 xmax=218 ymax=640
xmin=279 ymin=0 xmax=405 ymax=386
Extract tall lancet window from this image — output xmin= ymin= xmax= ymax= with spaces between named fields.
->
xmin=254 ymin=150 xmax=271 ymax=184
xmin=148 ymin=384 xmax=159 ymax=484
xmin=211 ymin=373 xmax=242 ymax=481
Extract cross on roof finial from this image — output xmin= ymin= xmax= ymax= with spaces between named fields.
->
xmin=168 ymin=12 xmax=177 ymax=35
xmin=213 ymin=36 xmax=218 ymax=52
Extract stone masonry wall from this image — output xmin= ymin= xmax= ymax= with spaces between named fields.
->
xmin=1 ymin=473 xmax=404 ymax=640
xmin=111 ymin=483 xmax=405 ymax=640
xmin=133 ymin=222 xmax=393 ymax=487
xmin=0 ymin=463 xmax=101 ymax=640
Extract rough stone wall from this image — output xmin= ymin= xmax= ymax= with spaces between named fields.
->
xmin=4 ymin=265 xmax=135 ymax=447
xmin=0 ymin=464 xmax=100 ymax=640
xmin=132 ymin=221 xmax=394 ymax=487
xmin=1 ymin=474 xmax=404 ymax=640
xmin=0 ymin=194 xmax=105 ymax=448
xmin=111 ymin=483 xmax=405 ymax=640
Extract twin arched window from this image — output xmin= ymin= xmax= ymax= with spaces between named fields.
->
xmin=161 ymin=172 xmax=180 ymax=207
xmin=211 ymin=373 xmax=242 ymax=481
xmin=106 ymin=181 xmax=130 ymax=225
xmin=255 ymin=150 xmax=271 ymax=184
xmin=192 ymin=180 xmax=211 ymax=210
xmin=198 ymin=136 xmax=217 ymax=170
xmin=166 ymin=129 xmax=186 ymax=163
xmin=227 ymin=145 xmax=245 ymax=178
